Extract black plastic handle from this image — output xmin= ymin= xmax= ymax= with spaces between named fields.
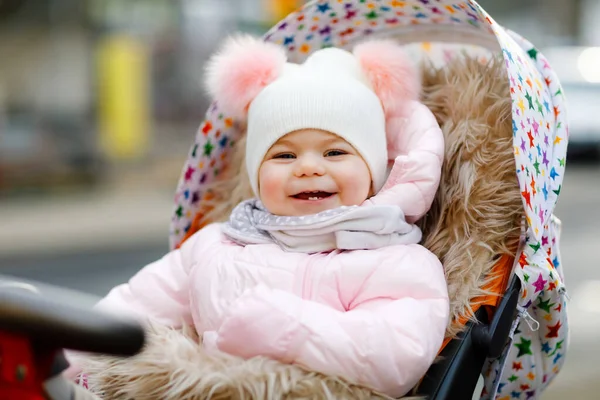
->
xmin=0 ymin=286 xmax=145 ymax=356
xmin=472 ymin=276 xmax=521 ymax=358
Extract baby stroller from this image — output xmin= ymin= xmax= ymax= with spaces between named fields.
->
xmin=0 ymin=0 xmax=569 ymax=399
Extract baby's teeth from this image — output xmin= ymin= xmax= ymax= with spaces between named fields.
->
xmin=308 ymin=196 xmax=321 ymax=201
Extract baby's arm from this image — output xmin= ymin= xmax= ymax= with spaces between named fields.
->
xmin=95 ymin=250 xmax=190 ymax=322
xmin=214 ymin=247 xmax=449 ymax=398
xmin=364 ymin=101 xmax=444 ymax=223
xmin=64 ymin=223 xmax=221 ymax=379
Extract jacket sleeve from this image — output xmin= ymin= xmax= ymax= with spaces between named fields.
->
xmin=63 ymin=223 xmax=222 ymax=379
xmin=93 ymin=250 xmax=192 ymax=325
xmin=365 ymin=101 xmax=444 ymax=223
xmin=215 ymin=246 xmax=449 ymax=398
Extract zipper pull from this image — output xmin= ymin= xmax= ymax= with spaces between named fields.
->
xmin=558 ymin=286 xmax=571 ymax=301
xmin=517 ymin=305 xmax=540 ymax=331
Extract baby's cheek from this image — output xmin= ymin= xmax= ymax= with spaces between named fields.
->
xmin=341 ymin=168 xmax=371 ymax=204
xmin=259 ymin=174 xmax=280 ymax=197
xmin=258 ymin=167 xmax=286 ymax=206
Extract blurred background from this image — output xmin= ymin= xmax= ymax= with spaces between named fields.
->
xmin=0 ymin=0 xmax=598 ymax=398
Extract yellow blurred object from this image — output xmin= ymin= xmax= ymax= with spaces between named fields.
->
xmin=97 ymin=35 xmax=150 ymax=161
xmin=265 ymin=0 xmax=303 ymax=23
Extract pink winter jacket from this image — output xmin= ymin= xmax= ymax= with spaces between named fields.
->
xmin=66 ymin=99 xmax=448 ymax=398
xmin=365 ymin=100 xmax=445 ymax=223
xmin=94 ymin=223 xmax=448 ymax=398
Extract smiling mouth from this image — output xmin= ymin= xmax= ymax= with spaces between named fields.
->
xmin=291 ymin=191 xmax=335 ymax=201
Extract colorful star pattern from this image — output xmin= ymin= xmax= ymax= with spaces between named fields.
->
xmin=167 ymin=2 xmax=569 ymax=400
xmin=470 ymin=4 xmax=569 ymax=400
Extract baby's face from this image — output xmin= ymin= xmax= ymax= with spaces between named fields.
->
xmin=258 ymin=129 xmax=372 ymax=216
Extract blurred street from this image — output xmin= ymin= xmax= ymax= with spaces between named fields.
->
xmin=0 ymin=160 xmax=598 ymax=398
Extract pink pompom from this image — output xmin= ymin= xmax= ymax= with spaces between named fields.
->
xmin=204 ymin=35 xmax=288 ymax=119
xmin=353 ymin=40 xmax=421 ymax=117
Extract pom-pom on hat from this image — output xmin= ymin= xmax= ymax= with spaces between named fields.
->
xmin=205 ymin=35 xmax=420 ymax=197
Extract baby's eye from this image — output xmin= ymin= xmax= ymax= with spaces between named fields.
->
xmin=273 ymin=153 xmax=296 ymax=159
xmin=325 ymin=150 xmax=347 ymax=157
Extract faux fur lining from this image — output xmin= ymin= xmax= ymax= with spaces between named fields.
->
xmin=83 ymin=322 xmax=392 ymax=400
xmin=81 ymin=55 xmax=523 ymax=399
xmin=418 ymin=56 xmax=522 ymax=337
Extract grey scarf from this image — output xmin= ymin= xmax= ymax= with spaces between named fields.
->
xmin=221 ymin=199 xmax=422 ymax=253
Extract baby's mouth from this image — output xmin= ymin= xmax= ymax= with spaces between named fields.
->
xmin=291 ymin=191 xmax=335 ymax=201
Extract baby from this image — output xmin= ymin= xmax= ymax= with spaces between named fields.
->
xmin=67 ymin=36 xmax=449 ymax=398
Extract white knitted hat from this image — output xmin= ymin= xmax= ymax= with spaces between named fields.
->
xmin=205 ymin=35 xmax=421 ymax=197
xmin=245 ymin=48 xmax=387 ymax=196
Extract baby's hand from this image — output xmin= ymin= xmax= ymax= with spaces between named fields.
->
xmin=215 ymin=285 xmax=306 ymax=362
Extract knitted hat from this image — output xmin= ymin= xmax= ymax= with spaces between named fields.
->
xmin=205 ymin=35 xmax=420 ymax=196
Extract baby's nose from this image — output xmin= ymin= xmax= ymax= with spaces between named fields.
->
xmin=294 ymin=154 xmax=326 ymax=177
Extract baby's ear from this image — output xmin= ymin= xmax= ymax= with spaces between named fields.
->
xmin=204 ymin=35 xmax=288 ymax=119
xmin=353 ymin=40 xmax=420 ymax=117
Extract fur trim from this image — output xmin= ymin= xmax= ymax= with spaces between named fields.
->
xmin=204 ymin=35 xmax=287 ymax=119
xmin=83 ymin=55 xmax=522 ymax=398
xmin=82 ymin=322 xmax=392 ymax=400
xmin=353 ymin=40 xmax=421 ymax=117
xmin=418 ymin=56 xmax=522 ymax=337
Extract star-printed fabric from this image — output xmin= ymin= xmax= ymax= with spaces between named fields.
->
xmin=168 ymin=1 xmax=569 ymax=399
